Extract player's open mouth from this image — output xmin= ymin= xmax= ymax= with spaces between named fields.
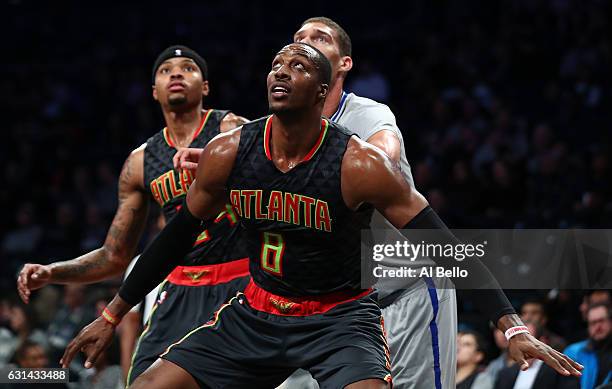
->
xmin=270 ymin=83 xmax=290 ymax=98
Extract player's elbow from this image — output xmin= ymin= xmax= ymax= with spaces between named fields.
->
xmin=102 ymin=247 xmax=132 ymax=276
xmin=407 ymin=186 xmax=428 ymax=210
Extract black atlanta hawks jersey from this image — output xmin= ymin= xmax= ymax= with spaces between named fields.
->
xmin=228 ymin=116 xmax=373 ymax=296
xmin=144 ymin=109 xmax=247 ymax=265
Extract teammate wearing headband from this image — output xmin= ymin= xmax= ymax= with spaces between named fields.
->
xmin=17 ymin=45 xmax=251 ymax=384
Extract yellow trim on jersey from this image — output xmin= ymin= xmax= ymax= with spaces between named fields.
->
xmin=159 ymin=295 xmax=238 ymax=358
xmin=125 ymin=280 xmax=169 ymax=388
xmin=162 ymin=109 xmax=212 ymax=148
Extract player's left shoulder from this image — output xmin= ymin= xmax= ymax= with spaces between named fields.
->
xmin=342 ymin=136 xmax=390 ymax=175
xmin=220 ymin=112 xmax=249 ymax=132
xmin=346 ymin=93 xmax=396 ymax=119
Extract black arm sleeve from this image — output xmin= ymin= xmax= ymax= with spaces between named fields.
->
xmin=402 ymin=206 xmax=516 ymax=326
xmin=119 ymin=201 xmax=203 ymax=305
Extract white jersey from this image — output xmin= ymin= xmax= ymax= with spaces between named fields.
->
xmin=330 ymin=91 xmax=413 ymax=186
xmin=332 ymin=91 xmax=435 ymax=293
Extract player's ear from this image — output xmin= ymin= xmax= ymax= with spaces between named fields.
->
xmin=319 ymin=83 xmax=329 ymax=101
xmin=339 ymin=56 xmax=353 ymax=73
xmin=202 ymin=80 xmax=210 ymax=98
xmin=152 ymin=85 xmax=158 ymax=101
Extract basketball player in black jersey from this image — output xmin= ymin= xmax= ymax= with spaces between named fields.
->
xmin=16 ymin=45 xmax=250 ymax=383
xmin=61 ymin=43 xmax=583 ymax=389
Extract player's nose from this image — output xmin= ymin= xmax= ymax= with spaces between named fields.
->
xmin=274 ymin=65 xmax=290 ymax=80
xmin=170 ymin=70 xmax=184 ymax=79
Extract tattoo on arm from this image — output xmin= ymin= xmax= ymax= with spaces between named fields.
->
xmin=51 ymin=152 xmax=149 ymax=283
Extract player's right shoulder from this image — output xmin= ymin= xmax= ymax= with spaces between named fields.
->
xmin=120 ymin=143 xmax=146 ymax=190
xmin=130 ymin=142 xmax=147 ymax=156
xmin=128 ymin=143 xmax=146 ymax=166
xmin=204 ymin=125 xmax=242 ymax=159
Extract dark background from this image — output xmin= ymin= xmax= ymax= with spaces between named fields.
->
xmin=1 ymin=0 xmax=611 ymax=366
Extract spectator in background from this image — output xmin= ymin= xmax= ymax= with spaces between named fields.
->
xmin=456 ymin=330 xmax=494 ymax=389
xmin=483 ymin=326 xmax=513 ymax=383
xmin=495 ymin=322 xmax=580 ymax=389
xmin=565 ymin=303 xmax=612 ymax=389
xmin=46 ymin=285 xmax=95 ymax=363
xmin=0 ymin=300 xmax=48 ymax=366
xmin=521 ymin=298 xmax=567 ymax=351
xmin=581 ymin=292 xmax=611 ymax=322
xmin=0 ymin=340 xmax=69 ymax=389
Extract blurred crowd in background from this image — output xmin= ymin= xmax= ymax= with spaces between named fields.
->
xmin=1 ymin=0 xmax=611 ymax=387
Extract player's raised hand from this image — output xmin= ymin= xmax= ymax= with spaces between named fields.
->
xmin=508 ymin=333 xmax=583 ymax=377
xmin=173 ymin=147 xmax=203 ymax=172
xmin=17 ymin=263 xmax=51 ymax=304
xmin=60 ymin=316 xmax=115 ymax=369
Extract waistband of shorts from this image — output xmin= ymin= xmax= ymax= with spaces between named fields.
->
xmin=243 ymin=279 xmax=372 ymax=316
xmin=166 ymin=258 xmax=250 ymax=286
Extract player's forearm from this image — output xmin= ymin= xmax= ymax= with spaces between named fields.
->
xmin=118 ymin=201 xmax=202 ymax=305
xmin=103 ymin=294 xmax=136 ymax=322
xmin=49 ymin=248 xmax=128 ymax=284
xmin=497 ymin=314 xmax=525 ymax=332
xmin=402 ymin=205 xmax=516 ymax=325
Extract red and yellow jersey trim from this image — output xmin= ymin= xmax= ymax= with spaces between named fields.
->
xmin=243 ymin=279 xmax=371 ymax=316
xmin=159 ymin=295 xmax=237 ymax=358
xmin=263 ymin=116 xmax=329 ymax=163
xmin=163 ymin=109 xmax=213 ymax=148
xmin=166 ymin=258 xmax=250 ymax=286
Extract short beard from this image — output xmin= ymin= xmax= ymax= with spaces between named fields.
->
xmin=168 ymin=95 xmax=188 ymax=106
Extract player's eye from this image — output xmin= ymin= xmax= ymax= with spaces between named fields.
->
xmin=293 ymin=62 xmax=305 ymax=70
xmin=160 ymin=68 xmax=170 ymax=74
xmin=184 ymin=66 xmax=195 ymax=72
xmin=272 ymin=62 xmax=282 ymax=71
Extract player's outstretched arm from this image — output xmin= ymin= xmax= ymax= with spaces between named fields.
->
xmin=341 ymin=136 xmax=583 ymax=377
xmin=61 ymin=128 xmax=242 ymax=370
xmin=17 ymin=147 xmax=149 ymax=304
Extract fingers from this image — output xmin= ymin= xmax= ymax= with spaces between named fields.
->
xmin=180 ymin=161 xmax=199 ymax=171
xmin=173 ymin=148 xmax=184 ymax=170
xmin=31 ymin=268 xmax=46 ymax=280
xmin=84 ymin=340 xmax=107 ymax=369
xmin=542 ymin=352 xmax=570 ymax=375
xmin=17 ymin=265 xmax=35 ymax=303
xmin=552 ymin=349 xmax=583 ymax=376
xmin=173 ymin=148 xmax=202 ymax=171
xmin=565 ymin=354 xmax=584 ymax=371
xmin=61 ymin=336 xmax=88 ymax=368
